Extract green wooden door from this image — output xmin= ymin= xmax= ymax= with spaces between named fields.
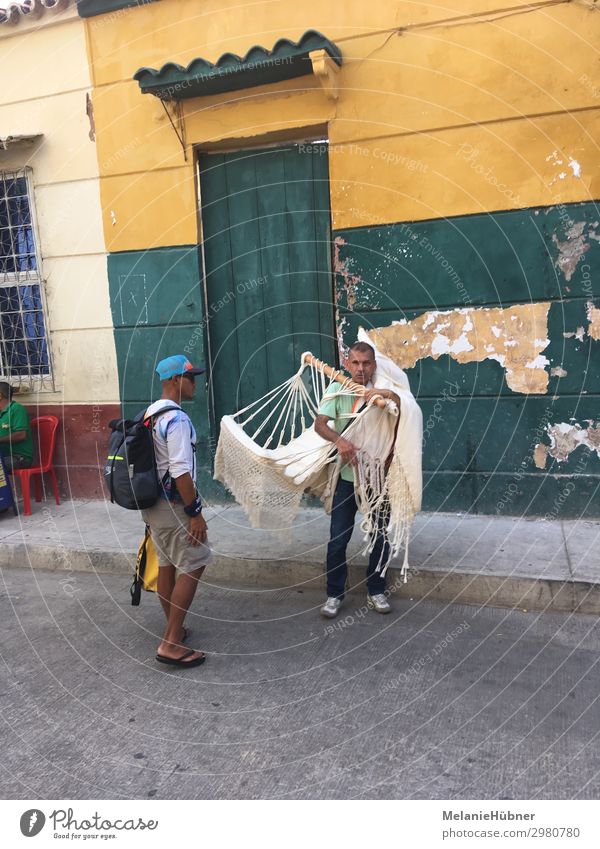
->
xmin=198 ymin=143 xmax=336 ymax=434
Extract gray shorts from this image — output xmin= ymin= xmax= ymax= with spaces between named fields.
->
xmin=141 ymin=499 xmax=214 ymax=574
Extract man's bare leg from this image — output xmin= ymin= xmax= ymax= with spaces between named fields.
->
xmin=157 ymin=563 xmax=190 ymax=644
xmin=157 ymin=563 xmax=175 ymax=621
xmin=157 ymin=566 xmax=205 ymax=661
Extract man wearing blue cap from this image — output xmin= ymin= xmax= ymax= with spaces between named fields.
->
xmin=142 ymin=354 xmax=212 ymax=669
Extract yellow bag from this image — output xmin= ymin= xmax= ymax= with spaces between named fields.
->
xmin=130 ymin=525 xmax=158 ymax=605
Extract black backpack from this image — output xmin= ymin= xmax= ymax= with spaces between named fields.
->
xmin=104 ymin=406 xmax=180 ymax=510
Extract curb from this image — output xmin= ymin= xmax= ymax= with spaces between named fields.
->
xmin=1 ymin=542 xmax=598 ymax=615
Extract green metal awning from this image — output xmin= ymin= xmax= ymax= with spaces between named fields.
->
xmin=133 ymin=30 xmax=342 ymax=101
xmin=77 ymin=0 xmax=159 ymax=18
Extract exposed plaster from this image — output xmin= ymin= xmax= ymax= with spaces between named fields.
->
xmin=533 ymin=443 xmax=549 ymax=470
xmin=586 ymin=301 xmax=600 ymax=340
xmin=550 ymin=365 xmax=567 ymax=378
xmin=367 ymin=302 xmax=551 ymax=394
xmin=534 ymin=421 xmax=600 ymax=468
xmin=333 ymin=236 xmax=359 ymax=310
xmin=85 ymin=92 xmax=95 ymax=142
xmin=552 ymin=220 xmax=600 ymax=282
xmin=563 ymin=327 xmax=585 ymax=340
xmin=563 ymin=305 xmax=600 ymax=341
xmin=337 ymin=314 xmax=348 ymax=362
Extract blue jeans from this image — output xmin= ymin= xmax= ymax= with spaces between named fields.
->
xmin=326 ymin=478 xmax=389 ymax=599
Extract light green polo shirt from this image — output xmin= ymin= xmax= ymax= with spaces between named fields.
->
xmin=317 ymin=380 xmax=364 ymax=483
xmin=0 ymin=400 xmax=33 ymax=463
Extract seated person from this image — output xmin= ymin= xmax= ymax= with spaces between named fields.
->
xmin=0 ymin=382 xmax=33 ymax=471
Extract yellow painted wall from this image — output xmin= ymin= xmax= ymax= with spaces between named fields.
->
xmin=0 ymin=7 xmax=119 ymax=404
xmin=86 ymin=0 xmax=600 ymax=248
xmin=329 ymin=108 xmax=600 ymax=230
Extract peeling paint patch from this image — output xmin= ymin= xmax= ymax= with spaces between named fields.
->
xmin=552 ymin=221 xmax=600 ymax=282
xmin=337 ymin=314 xmax=348 ymax=362
xmin=542 ymin=421 xmax=600 ymax=463
xmin=86 ymin=92 xmax=95 ymax=142
xmin=550 ymin=366 xmax=567 ymax=378
xmin=367 ymin=302 xmax=551 ymax=394
xmin=334 ymin=236 xmax=359 ymax=310
xmin=586 ymin=301 xmax=600 ymax=340
xmin=533 ymin=443 xmax=548 ymax=469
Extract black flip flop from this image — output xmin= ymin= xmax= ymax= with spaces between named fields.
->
xmin=156 ymin=649 xmax=206 ymax=668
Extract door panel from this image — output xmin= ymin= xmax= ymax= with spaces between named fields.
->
xmin=199 ymin=143 xmax=335 ymax=434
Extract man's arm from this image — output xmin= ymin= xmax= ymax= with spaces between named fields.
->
xmin=172 ymin=472 xmax=208 ymax=546
xmin=164 ymin=414 xmax=207 ymax=546
xmin=315 ymin=415 xmax=358 ymax=467
xmin=362 ymin=388 xmax=401 ymax=413
xmin=0 ymin=430 xmax=26 ymax=445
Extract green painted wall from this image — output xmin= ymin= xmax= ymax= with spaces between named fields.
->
xmin=107 ymin=246 xmax=215 ymax=496
xmin=335 ymin=201 xmax=600 ymax=517
xmin=106 ymin=202 xmax=599 ymax=515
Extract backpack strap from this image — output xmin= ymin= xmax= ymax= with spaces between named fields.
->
xmin=144 ymin=404 xmax=196 ymax=501
xmin=131 ymin=525 xmax=150 ymax=606
xmin=142 ymin=404 xmax=182 ymax=425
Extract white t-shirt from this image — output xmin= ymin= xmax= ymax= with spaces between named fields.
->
xmin=145 ymin=399 xmax=196 ymax=485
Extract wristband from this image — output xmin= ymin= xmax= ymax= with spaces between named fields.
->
xmin=183 ymin=496 xmax=203 ymax=517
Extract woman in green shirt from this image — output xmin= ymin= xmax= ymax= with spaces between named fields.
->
xmin=0 ymin=382 xmax=33 ymax=471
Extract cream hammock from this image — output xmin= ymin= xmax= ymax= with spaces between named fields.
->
xmin=214 ymin=329 xmax=423 ymax=581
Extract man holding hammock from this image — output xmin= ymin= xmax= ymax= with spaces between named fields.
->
xmin=315 ymin=342 xmax=401 ymax=618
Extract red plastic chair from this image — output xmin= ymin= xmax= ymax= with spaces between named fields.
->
xmin=13 ymin=415 xmax=60 ymax=516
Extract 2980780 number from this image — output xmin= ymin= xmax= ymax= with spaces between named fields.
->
xmin=531 ymin=828 xmax=580 ymax=837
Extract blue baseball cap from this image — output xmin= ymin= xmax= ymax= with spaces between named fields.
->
xmin=156 ymin=355 xmax=206 ymax=381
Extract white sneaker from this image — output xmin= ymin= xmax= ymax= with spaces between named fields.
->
xmin=321 ymin=596 xmax=342 ymax=618
xmin=367 ymin=593 xmax=391 ymax=614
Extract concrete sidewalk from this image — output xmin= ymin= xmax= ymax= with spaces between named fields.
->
xmin=0 ymin=497 xmax=598 ymax=613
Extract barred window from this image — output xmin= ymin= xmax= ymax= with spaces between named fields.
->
xmin=0 ymin=168 xmax=51 ymax=387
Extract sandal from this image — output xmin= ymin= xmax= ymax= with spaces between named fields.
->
xmin=155 ymin=649 xmax=206 ymax=668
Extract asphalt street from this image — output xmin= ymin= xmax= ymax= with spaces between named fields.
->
xmin=0 ymin=566 xmax=598 ymax=800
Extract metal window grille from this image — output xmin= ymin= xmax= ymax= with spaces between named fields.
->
xmin=0 ymin=168 xmax=52 ymax=389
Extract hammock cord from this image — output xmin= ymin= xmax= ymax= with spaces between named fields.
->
xmin=214 ymin=351 xmax=418 ymax=581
